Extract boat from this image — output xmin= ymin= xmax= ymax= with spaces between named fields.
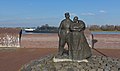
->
xmin=24 ymin=28 xmax=35 ymax=32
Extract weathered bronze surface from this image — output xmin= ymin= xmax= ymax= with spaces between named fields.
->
xmin=69 ymin=16 xmax=92 ymax=60
xmin=58 ymin=14 xmax=92 ymax=60
xmin=58 ymin=12 xmax=73 ymax=56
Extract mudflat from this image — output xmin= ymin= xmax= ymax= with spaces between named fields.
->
xmin=93 ymin=34 xmax=120 ymax=49
xmin=21 ymin=34 xmax=59 ymax=48
xmin=21 ymin=34 xmax=120 ymax=49
xmin=0 ymin=48 xmax=57 ymax=71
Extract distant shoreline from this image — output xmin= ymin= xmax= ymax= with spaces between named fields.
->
xmin=22 ymin=30 xmax=120 ymax=35
xmin=91 ymin=31 xmax=120 ymax=34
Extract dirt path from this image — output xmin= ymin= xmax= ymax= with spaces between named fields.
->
xmin=0 ymin=48 xmax=57 ymax=71
xmin=0 ymin=48 xmax=120 ymax=71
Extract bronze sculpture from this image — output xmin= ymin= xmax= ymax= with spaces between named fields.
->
xmin=58 ymin=13 xmax=92 ymax=60
xmin=58 ymin=12 xmax=73 ymax=56
xmin=69 ymin=16 xmax=92 ymax=60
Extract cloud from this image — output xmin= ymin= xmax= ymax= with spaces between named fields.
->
xmin=99 ymin=10 xmax=107 ymax=13
xmin=70 ymin=13 xmax=77 ymax=16
xmin=81 ymin=13 xmax=95 ymax=16
xmin=0 ymin=16 xmax=59 ymax=22
xmin=0 ymin=18 xmax=16 ymax=22
xmin=25 ymin=17 xmax=33 ymax=20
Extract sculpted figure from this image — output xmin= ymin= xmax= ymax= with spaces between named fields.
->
xmin=58 ymin=12 xmax=73 ymax=56
xmin=70 ymin=16 xmax=92 ymax=60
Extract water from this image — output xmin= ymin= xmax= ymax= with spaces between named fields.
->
xmin=92 ymin=31 xmax=120 ymax=34
xmin=22 ymin=30 xmax=56 ymax=34
xmin=22 ymin=30 xmax=120 ymax=35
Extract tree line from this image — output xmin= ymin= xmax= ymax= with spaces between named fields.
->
xmin=35 ymin=24 xmax=58 ymax=32
xmin=36 ymin=24 xmax=120 ymax=31
xmin=88 ymin=25 xmax=120 ymax=31
xmin=22 ymin=24 xmax=120 ymax=32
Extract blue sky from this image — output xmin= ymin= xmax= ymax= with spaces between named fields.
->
xmin=0 ymin=0 xmax=120 ymax=27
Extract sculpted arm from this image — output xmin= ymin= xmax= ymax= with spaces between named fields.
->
xmin=70 ymin=24 xmax=80 ymax=32
xmin=58 ymin=21 xmax=63 ymax=37
xmin=79 ymin=20 xmax=86 ymax=31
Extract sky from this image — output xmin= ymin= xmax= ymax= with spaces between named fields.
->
xmin=0 ymin=0 xmax=120 ymax=27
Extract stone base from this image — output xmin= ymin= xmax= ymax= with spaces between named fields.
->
xmin=53 ymin=57 xmax=88 ymax=62
xmin=20 ymin=55 xmax=120 ymax=71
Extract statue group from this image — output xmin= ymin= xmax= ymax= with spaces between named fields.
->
xmin=58 ymin=12 xmax=92 ymax=60
xmin=20 ymin=13 xmax=120 ymax=71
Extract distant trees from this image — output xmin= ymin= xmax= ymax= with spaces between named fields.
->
xmin=36 ymin=24 xmax=120 ymax=31
xmin=35 ymin=24 xmax=58 ymax=31
xmin=101 ymin=25 xmax=115 ymax=31
xmin=89 ymin=25 xmax=120 ymax=31
xmin=22 ymin=24 xmax=120 ymax=32
xmin=89 ymin=25 xmax=101 ymax=31
xmin=115 ymin=25 xmax=120 ymax=31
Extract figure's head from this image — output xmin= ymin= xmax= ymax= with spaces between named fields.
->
xmin=64 ymin=12 xmax=70 ymax=19
xmin=73 ymin=16 xmax=78 ymax=23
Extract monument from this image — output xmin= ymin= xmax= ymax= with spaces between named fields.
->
xmin=20 ymin=13 xmax=120 ymax=71
xmin=55 ymin=14 xmax=92 ymax=62
xmin=58 ymin=12 xmax=73 ymax=56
